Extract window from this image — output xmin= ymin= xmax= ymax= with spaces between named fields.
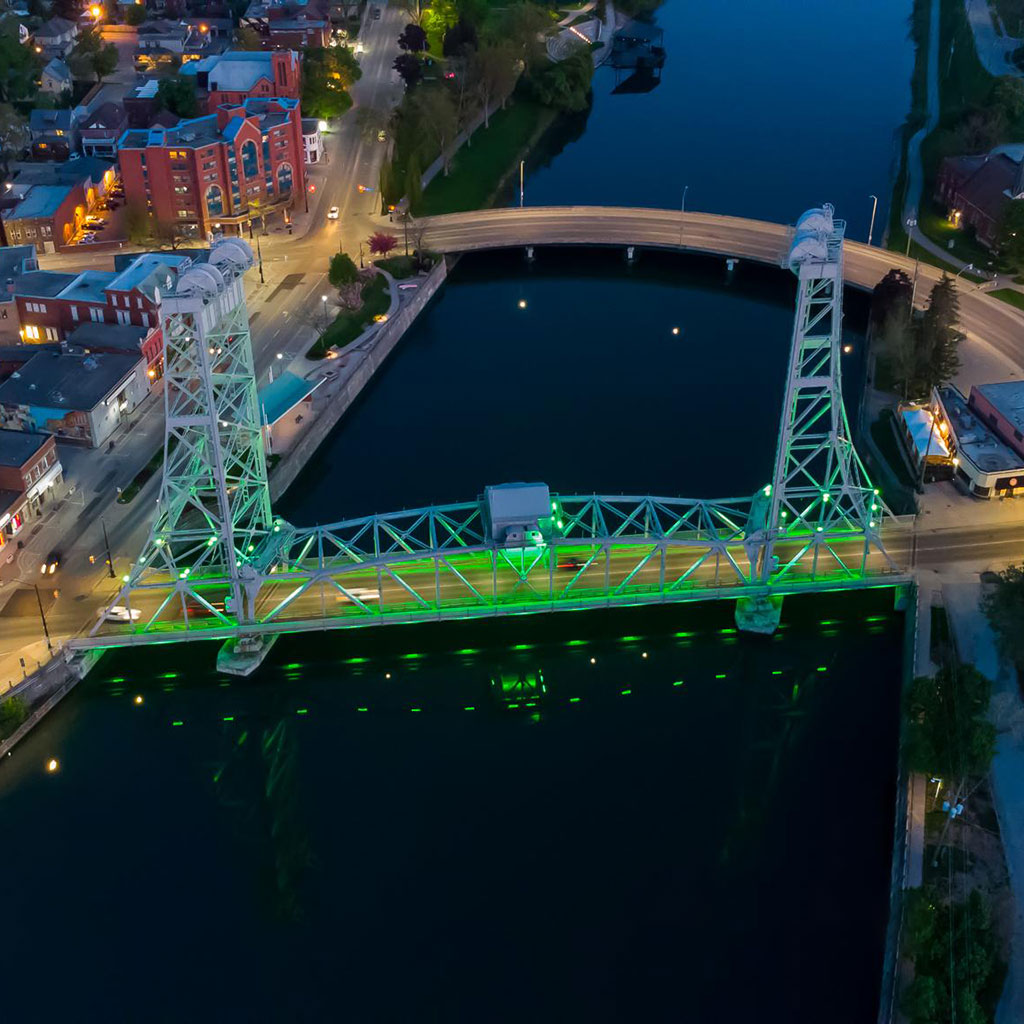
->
xmin=90 ymin=308 xmax=103 ymax=323
xmin=240 ymin=140 xmax=258 ymax=178
xmin=205 ymin=183 xmax=224 ymax=216
xmin=174 ymin=186 xmax=189 ymax=194
xmin=137 ymin=297 xmax=143 ymax=309
xmin=23 ymin=325 xmax=39 ymax=340
xmin=276 ymin=162 xmax=293 ymax=194
xmin=116 ymin=310 xmax=130 ymax=325
xmin=44 ymin=326 xmax=58 ymax=341
xmin=70 ymin=305 xmax=79 ymax=321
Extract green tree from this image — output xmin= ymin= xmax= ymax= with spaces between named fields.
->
xmin=124 ymin=201 xmax=152 ymax=244
xmin=991 ymin=75 xmax=1024 ymax=122
xmin=471 ymin=42 xmax=517 ymax=127
xmin=329 ymin=252 xmax=360 ymax=288
xmin=405 ymin=152 xmax=423 ymax=212
xmin=996 ymin=198 xmax=1024 ymax=268
xmin=917 ymin=274 xmax=963 ymax=392
xmin=236 ymin=24 xmax=263 ymax=50
xmin=489 ymin=2 xmax=551 ymax=70
xmin=903 ymin=888 xmax=938 ymax=956
xmin=71 ymin=28 xmax=119 ymax=82
xmin=124 ymin=2 xmax=147 ymax=25
xmin=0 ymin=22 xmax=41 ymax=101
xmin=870 ymin=267 xmax=913 ymax=330
xmin=302 ymin=46 xmax=362 ymax=118
xmin=379 ymin=158 xmax=398 ymax=213
xmin=410 ymin=85 xmax=458 ymax=172
xmin=528 ymin=46 xmax=594 ymax=112
xmin=0 ymin=103 xmax=29 ymax=174
xmin=156 ymin=75 xmax=199 ymax=118
xmin=0 ymin=696 xmax=29 ymax=738
xmin=393 ymin=52 xmax=424 ymax=89
xmin=397 ymin=22 xmax=428 ymax=51
xmin=982 ymin=564 xmax=1024 ymax=665
xmin=902 ymin=974 xmax=943 ymax=1024
xmin=878 ymin=309 xmax=917 ymax=399
xmin=904 ymin=664 xmax=995 ymax=778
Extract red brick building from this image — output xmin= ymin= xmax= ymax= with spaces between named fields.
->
xmin=0 ymin=429 xmax=63 ymax=549
xmin=118 ymin=98 xmax=306 ymax=239
xmin=181 ymin=50 xmax=301 ymax=112
xmin=935 ymin=144 xmax=1024 ymax=248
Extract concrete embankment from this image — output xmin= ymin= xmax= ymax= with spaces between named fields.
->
xmin=269 ymin=257 xmax=449 ymax=501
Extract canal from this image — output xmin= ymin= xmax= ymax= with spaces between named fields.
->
xmin=0 ymin=1 xmax=916 ymax=1019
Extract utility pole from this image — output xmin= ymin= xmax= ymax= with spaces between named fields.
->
xmin=101 ymin=517 xmax=115 ymax=578
xmin=34 ymin=584 xmax=53 ymax=654
xmin=679 ymin=185 xmax=688 ymax=247
xmin=519 ymin=160 xmax=524 ymax=208
xmin=255 ymin=232 xmax=264 ymax=284
xmin=867 ymin=194 xmax=878 ymax=247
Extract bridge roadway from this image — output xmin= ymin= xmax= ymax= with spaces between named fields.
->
xmin=419 ymin=207 xmax=1024 ymax=372
xmin=66 ymin=515 xmax=1024 ymax=650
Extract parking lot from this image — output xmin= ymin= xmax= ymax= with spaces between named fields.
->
xmin=70 ymin=176 xmax=127 ymax=246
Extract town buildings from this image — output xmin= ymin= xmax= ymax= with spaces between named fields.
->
xmin=40 ymin=57 xmax=72 ymax=97
xmin=0 ymin=246 xmax=39 ymax=345
xmin=241 ymin=0 xmax=331 ymax=48
xmin=0 ymin=429 xmax=63 ymax=551
xmin=29 ymin=109 xmax=77 ymax=161
xmin=118 ymin=97 xmax=306 ymax=238
xmin=180 ymin=49 xmax=301 ymax=111
xmin=79 ymin=102 xmax=129 ymax=160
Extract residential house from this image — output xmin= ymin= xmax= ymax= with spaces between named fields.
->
xmin=66 ymin=321 xmax=164 ymax=383
xmin=79 ymin=102 xmax=129 ymax=159
xmin=28 ymin=108 xmax=78 ymax=160
xmin=40 ymin=57 xmax=72 ymax=96
xmin=241 ymin=0 xmax=330 ymax=49
xmin=33 ymin=15 xmax=78 ymax=58
xmin=0 ymin=183 xmax=85 ymax=253
xmin=935 ymin=144 xmax=1024 ymax=248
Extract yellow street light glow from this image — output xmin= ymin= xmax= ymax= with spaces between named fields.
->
xmin=134 ymin=695 xmax=144 ymax=705
xmin=47 ymin=758 xmax=59 ymax=773
xmin=91 ymin=4 xmax=101 ymax=15
xmin=518 ymin=299 xmax=527 ymax=309
xmin=671 ymin=326 xmax=680 ymax=335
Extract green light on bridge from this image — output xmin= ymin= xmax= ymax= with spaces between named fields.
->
xmin=569 ymin=697 xmax=581 ymax=703
xmin=171 ymin=720 xmax=184 ymax=726
xmin=456 ymin=648 xmax=480 ymax=655
xmin=619 ymin=635 xmax=641 ymax=642
xmin=344 ymin=656 xmax=369 ymax=664
xmin=673 ymin=680 xmax=684 ymax=687
xmin=356 ymin=707 xmax=368 ymax=712
xmin=621 ymin=689 xmax=632 ymax=695
xmin=402 ymin=652 xmax=424 ymax=660
xmin=566 ymin=640 xmax=588 ymax=647
xmin=816 ymin=666 xmax=828 ymax=673
xmin=410 ymin=707 xmax=422 ymax=713
xmin=714 ymin=673 xmax=726 ymax=679
xmin=296 ymin=708 xmax=309 ymax=715
xmin=159 ymin=672 xmax=178 ymax=679
xmin=222 ymin=715 xmax=235 ymax=722
xmin=674 ymin=631 xmax=696 ymax=638
xmin=464 ymin=706 xmax=476 ymax=711
xmin=511 ymin=643 xmax=535 ymax=651
xmin=284 ymin=662 xmax=303 ymax=670
xmin=771 ymin=670 xmax=783 ymax=675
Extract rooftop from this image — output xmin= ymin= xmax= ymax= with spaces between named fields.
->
xmin=29 ymin=108 xmax=74 ymax=133
xmin=937 ymin=386 xmax=1024 ymax=474
xmin=107 ymin=253 xmax=191 ymax=299
xmin=12 ymin=270 xmax=79 ymax=298
xmin=901 ymin=407 xmax=950 ymax=459
xmin=36 ymin=15 xmax=76 ymax=37
xmin=42 ymin=57 xmax=71 ymax=83
xmin=182 ymin=50 xmax=289 ymax=92
xmin=0 ymin=350 xmax=144 ymax=411
xmin=80 ymin=102 xmax=127 ymax=131
xmin=0 ymin=428 xmax=50 ymax=469
xmin=1 ymin=184 xmax=75 ymax=222
xmin=58 ymin=270 xmax=117 ymax=305
xmin=67 ymin=322 xmax=151 ymax=353
xmin=0 ymin=245 xmax=39 ymax=283
xmin=975 ymin=380 xmax=1024 ymax=437
xmin=258 ymin=370 xmax=322 ymax=425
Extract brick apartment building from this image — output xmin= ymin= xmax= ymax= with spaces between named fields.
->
xmin=181 ymin=50 xmax=301 ymax=111
xmin=118 ymin=98 xmax=306 ymax=239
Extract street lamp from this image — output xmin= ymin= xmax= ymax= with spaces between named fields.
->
xmin=955 ymin=263 xmax=974 ymax=280
xmin=679 ymin=185 xmax=688 ymax=246
xmin=867 ymin=194 xmax=878 ymax=247
xmin=905 ymin=218 xmax=917 ymax=258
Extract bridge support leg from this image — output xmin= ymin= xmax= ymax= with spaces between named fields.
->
xmin=893 ymin=584 xmax=913 ymax=612
xmin=217 ymin=634 xmax=278 ymax=677
xmin=525 ymin=246 xmax=535 ymax=262
xmin=626 ymin=246 xmax=636 ymax=264
xmin=734 ymin=594 xmax=783 ymax=636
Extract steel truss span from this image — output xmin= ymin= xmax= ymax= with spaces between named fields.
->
xmin=77 ymin=209 xmax=910 ymax=654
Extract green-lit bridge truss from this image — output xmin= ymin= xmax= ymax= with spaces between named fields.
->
xmin=75 ymin=492 xmax=912 ymax=650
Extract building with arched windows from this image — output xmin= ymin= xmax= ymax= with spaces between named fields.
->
xmin=117 ymin=97 xmax=306 ymax=240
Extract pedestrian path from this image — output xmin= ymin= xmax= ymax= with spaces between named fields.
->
xmin=964 ymin=0 xmax=1023 ymax=78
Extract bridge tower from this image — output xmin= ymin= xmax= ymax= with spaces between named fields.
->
xmin=740 ymin=205 xmax=887 ymax=630
xmin=102 ymin=239 xmax=277 ymax=665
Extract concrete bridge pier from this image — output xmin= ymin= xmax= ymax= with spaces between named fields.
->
xmin=525 ymin=246 xmax=535 ymax=262
xmin=734 ymin=594 xmax=783 ymax=635
xmin=217 ymin=634 xmax=279 ymax=677
xmin=626 ymin=245 xmax=636 ymax=264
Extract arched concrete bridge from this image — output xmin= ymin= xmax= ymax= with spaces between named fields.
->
xmin=419 ymin=207 xmax=1024 ymax=372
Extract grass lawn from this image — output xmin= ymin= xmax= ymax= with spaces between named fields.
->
xmin=307 ymin=274 xmax=391 ymax=359
xmin=417 ymin=99 xmax=555 ymax=216
xmin=374 ymin=254 xmax=429 ymax=278
xmin=990 ymin=288 xmax=1024 ymax=310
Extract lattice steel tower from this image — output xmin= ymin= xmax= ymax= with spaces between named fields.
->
xmin=112 ymin=239 xmax=274 ymax=625
xmin=760 ymin=204 xmax=884 ymax=580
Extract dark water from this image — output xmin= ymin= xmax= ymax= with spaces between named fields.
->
xmin=0 ymin=2 xmax=917 ymax=1019
xmin=1 ymin=596 xmax=901 ymax=1022
xmin=522 ymin=0 xmax=915 ymax=239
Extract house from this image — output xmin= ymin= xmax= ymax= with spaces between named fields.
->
xmin=78 ymin=102 xmax=129 ymax=159
xmin=28 ymin=108 xmax=78 ymax=160
xmin=301 ymin=118 xmax=324 ymax=164
xmin=257 ymin=370 xmax=322 ymax=453
xmin=118 ymin=97 xmax=306 ymax=238
xmin=241 ymin=0 xmax=330 ymax=48
xmin=0 ymin=429 xmax=63 ymax=549
xmin=935 ymin=144 xmax=1024 ymax=248
xmin=0 ymin=246 xmax=39 ymax=345
xmin=40 ymin=57 xmax=72 ymax=96
xmin=34 ymin=15 xmax=78 ymax=58
xmin=180 ymin=49 xmax=300 ymax=111
xmin=0 ymin=349 xmax=150 ymax=447
xmin=136 ymin=18 xmax=192 ymax=54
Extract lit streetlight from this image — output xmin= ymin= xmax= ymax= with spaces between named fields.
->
xmin=904 ymin=218 xmax=917 ymax=259
xmin=867 ymin=194 xmax=878 ymax=247
xmin=954 ymin=262 xmax=974 ymax=280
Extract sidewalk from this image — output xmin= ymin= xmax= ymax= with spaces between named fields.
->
xmin=943 ymin=577 xmax=1024 ymax=1024
xmin=964 ymin=0 xmax=1023 ymax=79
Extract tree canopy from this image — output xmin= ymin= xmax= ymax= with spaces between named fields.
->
xmin=368 ymin=231 xmax=399 ymax=256
xmin=329 ymin=253 xmax=360 ymax=289
xmin=124 ymin=2 xmax=147 ymax=25
xmin=527 ymin=46 xmax=594 ymax=112
xmin=397 ymin=23 xmax=428 ymax=52
xmin=70 ymin=28 xmax=119 ymax=83
xmin=156 ymin=76 xmax=199 ymax=118
xmin=0 ymin=22 xmax=41 ymax=102
xmin=393 ymin=52 xmax=424 ymax=89
xmin=302 ymin=46 xmax=362 ymax=118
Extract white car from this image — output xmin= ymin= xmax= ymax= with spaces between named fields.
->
xmin=327 ymin=206 xmax=340 ymax=220
xmin=100 ymin=606 xmax=142 ymax=622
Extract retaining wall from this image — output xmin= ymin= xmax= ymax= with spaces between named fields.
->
xmin=269 ymin=258 xmax=449 ymax=501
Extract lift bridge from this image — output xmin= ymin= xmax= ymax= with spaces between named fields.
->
xmin=74 ymin=206 xmax=912 ymax=674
